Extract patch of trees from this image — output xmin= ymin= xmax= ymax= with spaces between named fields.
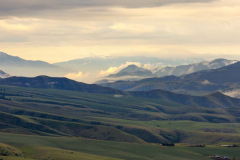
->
xmin=190 ymin=144 xmax=206 ymax=147
xmin=90 ymin=121 xmax=102 ymax=125
xmin=0 ymin=148 xmax=11 ymax=156
xmin=162 ymin=143 xmax=175 ymax=146
xmin=233 ymin=144 xmax=239 ymax=147
xmin=116 ymin=125 xmax=123 ymax=129
xmin=224 ymin=144 xmax=239 ymax=148
xmin=0 ymin=88 xmax=11 ymax=101
xmin=0 ymin=95 xmax=11 ymax=101
xmin=0 ymin=88 xmax=5 ymax=92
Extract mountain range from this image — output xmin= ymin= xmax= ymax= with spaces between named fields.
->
xmin=54 ymin=56 xmax=204 ymax=83
xmin=0 ymin=52 xmax=74 ymax=77
xmin=99 ymin=61 xmax=240 ymax=97
xmin=0 ymin=52 xmax=238 ymax=87
xmin=1 ymin=55 xmax=240 ymax=157
xmin=54 ymin=56 xmax=203 ymax=73
xmin=96 ymin=58 xmax=237 ymax=84
xmin=154 ymin=58 xmax=237 ymax=77
xmin=0 ymin=52 xmax=206 ymax=83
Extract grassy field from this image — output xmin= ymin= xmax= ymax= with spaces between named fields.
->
xmin=0 ymin=85 xmax=239 ymax=159
xmin=0 ymin=133 xmax=239 ymax=160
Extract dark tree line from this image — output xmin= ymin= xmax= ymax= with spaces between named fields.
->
xmin=162 ymin=143 xmax=175 ymax=146
xmin=190 ymin=145 xmax=206 ymax=147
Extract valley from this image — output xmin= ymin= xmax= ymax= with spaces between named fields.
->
xmin=0 ymin=84 xmax=239 ymax=159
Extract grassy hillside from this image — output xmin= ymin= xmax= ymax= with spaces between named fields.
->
xmin=0 ymin=76 xmax=239 ymax=109
xmin=100 ymin=78 xmax=227 ymax=93
xmin=0 ymin=85 xmax=239 ymax=159
xmin=0 ymin=133 xmax=239 ymax=160
xmin=0 ymin=76 xmax=127 ymax=95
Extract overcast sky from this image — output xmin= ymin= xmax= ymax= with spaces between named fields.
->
xmin=1 ymin=0 xmax=240 ymax=63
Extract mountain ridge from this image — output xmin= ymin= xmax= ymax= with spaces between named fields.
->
xmin=0 ymin=52 xmax=74 ymax=77
xmin=99 ymin=61 xmax=240 ymax=96
xmin=0 ymin=75 xmax=240 ymax=108
xmin=154 ymin=58 xmax=237 ymax=77
xmin=107 ymin=65 xmax=154 ymax=78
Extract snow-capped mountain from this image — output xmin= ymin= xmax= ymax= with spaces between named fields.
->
xmin=154 ymin=58 xmax=238 ymax=77
xmin=54 ymin=56 xmax=203 ymax=74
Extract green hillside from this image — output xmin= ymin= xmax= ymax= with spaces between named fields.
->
xmin=0 ymin=85 xmax=239 ymax=159
xmin=1 ymin=76 xmax=240 ymax=109
xmin=0 ymin=133 xmax=239 ymax=160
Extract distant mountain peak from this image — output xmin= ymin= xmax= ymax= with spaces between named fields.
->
xmin=0 ymin=52 xmax=8 ymax=58
xmin=207 ymin=91 xmax=225 ymax=96
xmin=106 ymin=64 xmax=154 ymax=78
xmin=119 ymin=65 xmax=148 ymax=74
xmin=154 ymin=58 xmax=238 ymax=77
xmin=211 ymin=58 xmax=227 ymax=61
xmin=0 ymin=52 xmax=74 ymax=77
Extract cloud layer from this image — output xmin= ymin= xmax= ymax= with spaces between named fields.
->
xmin=0 ymin=0 xmax=215 ymax=20
xmin=1 ymin=0 xmax=215 ymax=10
xmin=223 ymin=89 xmax=240 ymax=98
xmin=1 ymin=0 xmax=240 ymax=64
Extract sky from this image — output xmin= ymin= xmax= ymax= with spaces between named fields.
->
xmin=1 ymin=0 xmax=240 ymax=63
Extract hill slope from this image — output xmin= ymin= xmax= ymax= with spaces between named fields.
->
xmin=181 ymin=61 xmax=240 ymax=84
xmin=130 ymin=90 xmax=240 ymax=108
xmin=0 ymin=76 xmax=240 ymax=108
xmin=0 ymin=76 xmax=127 ymax=95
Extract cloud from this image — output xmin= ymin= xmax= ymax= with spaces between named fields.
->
xmin=99 ymin=61 xmax=160 ymax=76
xmin=110 ymin=23 xmax=156 ymax=34
xmin=2 ymin=0 xmax=240 ymax=64
xmin=0 ymin=0 xmax=215 ymax=11
xmin=0 ymin=20 xmax=38 ymax=31
xmin=202 ymin=80 xmax=211 ymax=85
xmin=223 ymin=89 xmax=240 ymax=98
xmin=0 ymin=0 xmax=216 ymax=21
xmin=99 ymin=62 xmax=142 ymax=76
xmin=65 ymin=71 xmax=89 ymax=79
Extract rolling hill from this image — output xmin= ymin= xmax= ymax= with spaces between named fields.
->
xmin=0 ymin=83 xmax=239 ymax=159
xmin=0 ymin=75 xmax=240 ymax=109
xmin=0 ymin=76 xmax=127 ymax=95
xmin=130 ymin=90 xmax=240 ymax=108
